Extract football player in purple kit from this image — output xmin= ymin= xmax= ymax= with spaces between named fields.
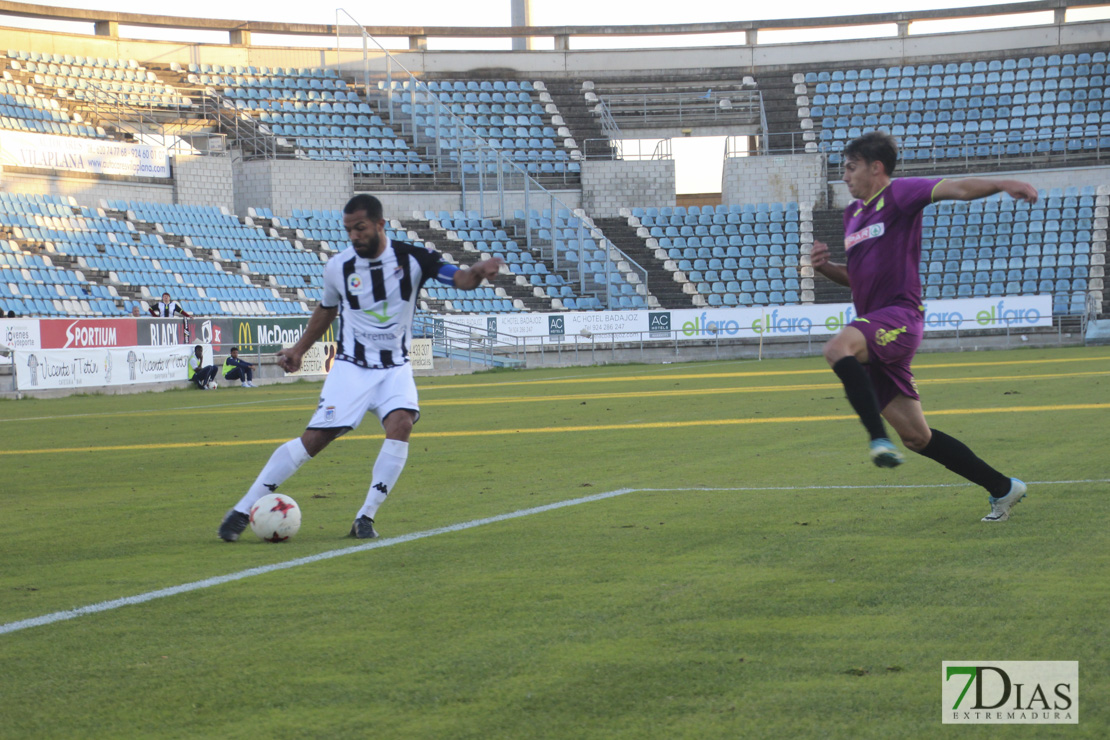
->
xmin=811 ymin=131 xmax=1039 ymax=522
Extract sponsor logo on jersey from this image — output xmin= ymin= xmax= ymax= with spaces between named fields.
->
xmin=347 ymin=274 xmax=363 ymax=293
xmin=363 ymin=300 xmax=396 ymax=326
xmin=845 ymin=222 xmax=885 ymax=250
xmin=875 ymin=325 xmax=908 ymax=346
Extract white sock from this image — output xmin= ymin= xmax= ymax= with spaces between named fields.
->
xmin=234 ymin=438 xmax=312 ymax=513
xmin=357 ymin=439 xmax=408 ymax=520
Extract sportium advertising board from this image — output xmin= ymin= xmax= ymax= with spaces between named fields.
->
xmin=13 ymin=345 xmax=193 ymax=391
xmin=441 ymin=296 xmax=1054 ymax=341
xmin=38 ymin=318 xmax=139 ymax=349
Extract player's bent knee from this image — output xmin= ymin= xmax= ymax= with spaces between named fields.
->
xmin=382 ymin=409 xmax=415 ymax=440
xmin=899 ymin=431 xmax=931 ymax=452
xmin=301 ymin=427 xmax=347 ymax=456
xmin=822 ymin=343 xmax=844 ymax=366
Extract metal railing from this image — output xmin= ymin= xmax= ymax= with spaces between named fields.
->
xmin=594 ymin=98 xmax=623 ymax=140
xmin=459 ymin=311 xmax=1091 ymax=369
xmin=597 ymin=89 xmax=765 ymax=130
xmin=38 ymin=76 xmax=286 ymax=160
xmin=415 ymin=315 xmax=524 ymax=368
xmin=580 ymin=138 xmax=672 ymax=161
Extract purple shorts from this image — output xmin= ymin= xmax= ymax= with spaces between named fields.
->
xmin=849 ymin=305 xmax=924 ymax=409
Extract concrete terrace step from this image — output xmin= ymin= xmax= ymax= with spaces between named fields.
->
xmin=593 ymin=216 xmax=695 ymax=309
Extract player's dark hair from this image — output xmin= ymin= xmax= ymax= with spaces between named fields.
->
xmin=844 ymin=130 xmax=898 ymax=176
xmin=344 ymin=194 xmax=384 ymax=221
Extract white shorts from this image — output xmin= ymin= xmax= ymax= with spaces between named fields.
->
xmin=307 ymin=361 xmax=420 ymax=431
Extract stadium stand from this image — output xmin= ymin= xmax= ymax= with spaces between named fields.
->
xmin=797 ymin=53 xmax=1110 ymax=167
xmin=9 ymin=50 xmax=191 ymax=110
xmin=0 ymin=4 xmax=1105 ymax=327
xmin=625 ymin=203 xmax=808 ymax=307
xmin=0 ymin=193 xmax=128 ymax=315
xmin=0 ymin=66 xmax=106 ymax=138
xmin=392 ymin=78 xmax=582 ymax=177
xmin=159 ymin=64 xmax=585 ymax=186
xmin=920 ymin=187 xmax=1100 ymax=314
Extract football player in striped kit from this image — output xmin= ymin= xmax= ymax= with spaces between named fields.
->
xmin=219 ymin=194 xmax=502 ymax=541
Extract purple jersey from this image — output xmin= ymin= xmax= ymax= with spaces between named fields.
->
xmin=843 ymin=176 xmax=943 ymax=316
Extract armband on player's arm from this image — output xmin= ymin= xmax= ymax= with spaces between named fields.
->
xmin=435 ymin=264 xmax=460 ymax=286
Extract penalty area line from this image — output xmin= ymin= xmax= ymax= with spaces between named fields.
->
xmin=2 ymin=478 xmax=1106 ymax=637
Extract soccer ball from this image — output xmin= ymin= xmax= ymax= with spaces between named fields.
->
xmin=249 ymin=493 xmax=301 ymax=542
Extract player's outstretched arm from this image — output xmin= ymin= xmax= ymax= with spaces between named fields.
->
xmin=934 ymin=177 xmax=1039 ymax=204
xmin=810 ymin=240 xmax=851 ymax=287
xmin=277 ymin=303 xmax=337 ymax=373
xmin=453 ymin=257 xmax=504 ymax=291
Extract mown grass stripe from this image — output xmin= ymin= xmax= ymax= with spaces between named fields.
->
xmin=4 ymin=478 xmax=1106 ymax=637
xmin=3 ymin=403 xmax=1107 ymax=455
xmin=3 ymin=369 xmax=1104 ymax=422
xmin=420 ymin=355 xmax=1110 ymax=390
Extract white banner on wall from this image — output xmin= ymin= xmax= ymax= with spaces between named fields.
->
xmin=0 ymin=318 xmax=42 ymax=364
xmin=13 ymin=344 xmax=192 ymax=390
xmin=0 ymin=130 xmax=170 ymax=178
xmin=410 ymin=338 xmax=434 ymax=370
xmin=433 ymin=296 xmax=1054 ymax=341
xmin=282 ymin=341 xmax=337 ymax=376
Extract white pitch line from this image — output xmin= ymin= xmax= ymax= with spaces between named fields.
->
xmin=636 ymin=478 xmax=1110 ymax=492
xmin=0 ymin=487 xmax=636 ymax=636
xmin=2 ymin=478 xmax=1107 ymax=637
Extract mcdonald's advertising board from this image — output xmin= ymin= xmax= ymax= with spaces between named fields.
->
xmin=232 ymin=317 xmax=339 ymax=352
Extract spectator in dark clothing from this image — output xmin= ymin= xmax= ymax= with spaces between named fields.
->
xmin=223 ymin=347 xmax=257 ymax=388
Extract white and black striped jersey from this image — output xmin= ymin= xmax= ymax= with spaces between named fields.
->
xmin=152 ymin=301 xmax=185 ymax=317
xmin=321 ymin=237 xmax=457 ymax=369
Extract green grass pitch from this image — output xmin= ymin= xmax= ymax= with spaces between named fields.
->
xmin=1 ymin=346 xmax=1108 ymax=739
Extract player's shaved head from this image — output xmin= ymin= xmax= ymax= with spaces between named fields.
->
xmin=344 ymin=194 xmax=383 ymax=222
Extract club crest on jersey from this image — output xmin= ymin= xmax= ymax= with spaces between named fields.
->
xmin=845 ymin=222 xmax=885 ymax=250
xmin=347 ymin=274 xmax=363 ymax=293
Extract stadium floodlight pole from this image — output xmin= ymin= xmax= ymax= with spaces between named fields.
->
xmin=511 ymin=0 xmax=532 ymax=51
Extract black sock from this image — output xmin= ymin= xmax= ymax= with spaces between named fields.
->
xmin=916 ymin=428 xmax=1012 ymax=496
xmin=832 ymin=356 xmax=888 ymax=441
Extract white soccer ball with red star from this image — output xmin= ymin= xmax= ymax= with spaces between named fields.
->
xmin=249 ymin=493 xmax=302 ymax=542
